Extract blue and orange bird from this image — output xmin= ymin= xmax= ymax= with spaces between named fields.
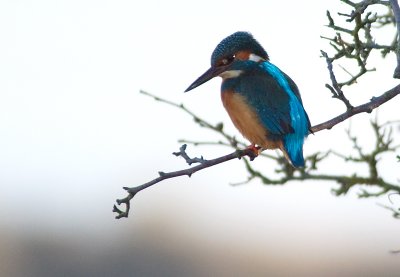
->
xmin=185 ymin=32 xmax=311 ymax=167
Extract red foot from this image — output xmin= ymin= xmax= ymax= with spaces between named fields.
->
xmin=246 ymin=144 xmax=262 ymax=161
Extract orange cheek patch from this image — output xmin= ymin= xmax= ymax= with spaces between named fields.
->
xmin=235 ymin=50 xmax=251 ymax=61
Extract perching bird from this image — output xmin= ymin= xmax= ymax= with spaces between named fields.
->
xmin=184 ymin=32 xmax=311 ymax=167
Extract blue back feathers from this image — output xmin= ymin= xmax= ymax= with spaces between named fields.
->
xmin=261 ymin=62 xmax=310 ymax=167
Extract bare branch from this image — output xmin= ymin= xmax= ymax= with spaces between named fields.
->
xmin=139 ymin=90 xmax=239 ymax=148
xmin=113 ymin=147 xmax=258 ymax=219
xmin=321 ymin=50 xmax=354 ymax=110
xmin=341 ymin=0 xmax=390 ymax=22
xmin=113 ymin=1 xmax=400 ymax=219
xmin=377 ymin=203 xmax=400 ymax=219
xmin=172 ymin=144 xmax=206 ymax=165
xmin=390 ymin=0 xmax=400 ymax=77
xmin=113 ymin=86 xmax=400 ymax=218
xmin=324 ymin=1 xmax=395 ymax=84
xmin=311 ymin=83 xmax=400 ymax=132
xmin=240 ymin=118 xmax=400 ymax=198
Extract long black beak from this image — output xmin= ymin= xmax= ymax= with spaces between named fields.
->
xmin=184 ymin=65 xmax=228 ymax=92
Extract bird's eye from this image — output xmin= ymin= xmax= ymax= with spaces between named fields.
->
xmin=220 ymin=55 xmax=235 ymax=66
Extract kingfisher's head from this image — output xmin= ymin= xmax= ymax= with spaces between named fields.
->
xmin=185 ymin=31 xmax=269 ymax=92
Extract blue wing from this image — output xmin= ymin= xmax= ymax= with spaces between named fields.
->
xmin=261 ymin=61 xmax=310 ymax=166
xmin=226 ymin=61 xmax=310 ymax=166
xmin=231 ymin=76 xmax=290 ymax=137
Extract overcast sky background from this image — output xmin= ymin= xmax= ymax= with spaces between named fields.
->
xmin=1 ymin=0 xmax=400 ymax=276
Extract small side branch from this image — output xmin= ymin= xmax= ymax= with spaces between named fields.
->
xmin=321 ymin=50 xmax=354 ymax=110
xmin=172 ymin=144 xmax=206 ymax=165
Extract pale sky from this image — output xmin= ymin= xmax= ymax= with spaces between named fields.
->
xmin=0 ymin=0 xmax=399 ymax=276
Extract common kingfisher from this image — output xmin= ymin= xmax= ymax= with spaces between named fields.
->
xmin=185 ymin=32 xmax=311 ymax=167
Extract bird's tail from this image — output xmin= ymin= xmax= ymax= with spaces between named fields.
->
xmin=282 ymin=134 xmax=305 ymax=167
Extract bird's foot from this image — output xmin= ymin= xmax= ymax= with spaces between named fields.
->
xmin=245 ymin=144 xmax=262 ymax=161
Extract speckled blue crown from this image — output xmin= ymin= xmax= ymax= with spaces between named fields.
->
xmin=210 ymin=32 xmax=269 ymax=65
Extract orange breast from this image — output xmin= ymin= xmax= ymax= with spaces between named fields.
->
xmin=221 ymin=90 xmax=281 ymax=149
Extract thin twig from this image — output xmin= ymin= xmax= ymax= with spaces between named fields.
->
xmin=172 ymin=144 xmax=206 ymax=165
xmin=139 ymin=90 xmax=238 ymax=148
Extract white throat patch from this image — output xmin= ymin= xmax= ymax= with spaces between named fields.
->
xmin=219 ymin=70 xmax=244 ymax=79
